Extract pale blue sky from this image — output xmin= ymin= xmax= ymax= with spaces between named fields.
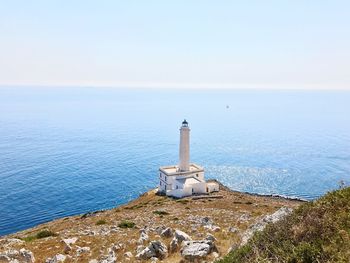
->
xmin=0 ymin=1 xmax=349 ymax=89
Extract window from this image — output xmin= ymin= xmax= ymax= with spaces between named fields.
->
xmin=196 ymin=174 xmax=198 ymax=177
xmin=160 ymin=181 xmax=162 ymax=186
xmin=176 ymin=185 xmax=178 ymax=189
xmin=165 ymin=176 xmax=167 ymax=182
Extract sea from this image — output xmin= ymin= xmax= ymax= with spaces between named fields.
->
xmin=0 ymin=87 xmax=349 ymax=236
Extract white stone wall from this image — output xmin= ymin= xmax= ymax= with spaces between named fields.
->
xmin=207 ymin=182 xmax=220 ymax=193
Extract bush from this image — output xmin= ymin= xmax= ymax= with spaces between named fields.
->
xmin=96 ymin=219 xmax=107 ymax=225
xmin=219 ymin=186 xmax=350 ymax=263
xmin=153 ymin=210 xmax=169 ymax=216
xmin=36 ymin=230 xmax=57 ymax=239
xmin=23 ymin=230 xmax=57 ymax=242
xmin=118 ymin=220 xmax=135 ymax=228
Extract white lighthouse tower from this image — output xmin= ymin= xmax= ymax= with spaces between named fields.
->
xmin=179 ymin=119 xmax=190 ymax=172
xmin=158 ymin=120 xmax=219 ymax=198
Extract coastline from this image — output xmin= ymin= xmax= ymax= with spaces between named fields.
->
xmin=0 ymin=180 xmax=303 ymax=262
xmin=1 ymin=180 xmax=306 ymax=238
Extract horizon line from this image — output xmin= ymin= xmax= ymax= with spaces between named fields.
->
xmin=0 ymin=82 xmax=349 ymax=91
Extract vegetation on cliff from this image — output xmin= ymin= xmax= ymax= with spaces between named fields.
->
xmin=220 ymin=186 xmax=350 ymax=263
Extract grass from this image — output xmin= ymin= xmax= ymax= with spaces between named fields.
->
xmin=153 ymin=210 xmax=170 ymax=216
xmin=23 ymin=230 xmax=57 ymax=242
xmin=96 ymin=219 xmax=107 ymax=225
xmin=118 ymin=220 xmax=135 ymax=228
xmin=176 ymin=199 xmax=189 ymax=204
xmin=219 ymin=186 xmax=350 ymax=263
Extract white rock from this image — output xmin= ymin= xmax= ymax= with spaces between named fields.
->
xmin=205 ymin=233 xmax=216 ymax=242
xmin=124 ymin=252 xmax=133 ymax=258
xmin=170 ymin=229 xmax=192 ymax=252
xmin=174 ymin=229 xmax=192 ymax=242
xmin=0 ymin=249 xmax=35 ymax=263
xmin=136 ymin=240 xmax=168 ymax=260
xmin=228 ymin=227 xmax=239 ymax=233
xmin=160 ymin=227 xmax=173 ymax=238
xmin=181 ymin=240 xmax=216 ymax=260
xmin=137 ymin=231 xmax=149 ymax=244
xmin=76 ymin=246 xmax=90 ymax=256
xmin=20 ymin=249 xmax=35 ymax=263
xmin=62 ymin=237 xmax=78 ymax=245
xmin=46 ymin=254 xmax=66 ymax=263
xmin=241 ymin=207 xmax=293 ymax=245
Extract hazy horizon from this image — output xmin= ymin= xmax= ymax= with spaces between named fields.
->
xmin=1 ymin=1 xmax=349 ymax=90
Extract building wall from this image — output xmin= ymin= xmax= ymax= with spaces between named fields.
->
xmin=207 ymin=182 xmax=220 ymax=193
xmin=191 ymin=182 xmax=207 ymax=194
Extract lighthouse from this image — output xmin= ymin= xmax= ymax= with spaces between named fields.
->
xmin=158 ymin=120 xmax=219 ymax=198
xmin=179 ymin=119 xmax=190 ymax=171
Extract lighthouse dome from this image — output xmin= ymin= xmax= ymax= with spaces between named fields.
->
xmin=182 ymin=119 xmax=188 ymax=127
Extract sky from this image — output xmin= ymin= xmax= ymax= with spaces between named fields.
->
xmin=0 ymin=1 xmax=349 ymax=89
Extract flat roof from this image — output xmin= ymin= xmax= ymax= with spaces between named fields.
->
xmin=159 ymin=163 xmax=204 ymax=176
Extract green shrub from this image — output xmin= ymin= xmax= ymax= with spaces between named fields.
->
xmin=36 ymin=230 xmax=57 ymax=239
xmin=153 ymin=210 xmax=169 ymax=216
xmin=96 ymin=219 xmax=107 ymax=225
xmin=23 ymin=229 xmax=57 ymax=242
xmin=219 ymin=186 xmax=350 ymax=263
xmin=118 ymin=220 xmax=135 ymax=228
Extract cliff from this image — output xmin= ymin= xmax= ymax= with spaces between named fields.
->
xmin=0 ymin=181 xmax=302 ymax=262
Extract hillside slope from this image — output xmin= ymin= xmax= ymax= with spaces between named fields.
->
xmin=0 ymin=182 xmax=301 ymax=262
xmin=219 ymin=186 xmax=350 ymax=263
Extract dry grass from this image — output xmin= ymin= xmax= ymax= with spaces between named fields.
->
xmin=1 ymin=186 xmax=301 ymax=262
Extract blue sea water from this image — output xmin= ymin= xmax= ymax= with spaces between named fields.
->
xmin=0 ymin=87 xmax=349 ymax=236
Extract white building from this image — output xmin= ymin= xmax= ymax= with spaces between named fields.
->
xmin=158 ymin=120 xmax=219 ymax=198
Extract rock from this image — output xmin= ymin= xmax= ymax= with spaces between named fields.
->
xmin=204 ymin=225 xmax=221 ymax=232
xmin=169 ymin=238 xmax=179 ymax=253
xmin=136 ymin=247 xmax=154 ymax=260
xmin=99 ymin=249 xmax=117 ymax=263
xmin=0 ymin=238 xmax=24 ymax=247
xmin=241 ymin=207 xmax=293 ymax=245
xmin=46 ymin=254 xmax=66 ymax=263
xmin=227 ymin=244 xmax=238 ymax=253
xmin=136 ymin=240 xmax=168 ymax=260
xmin=238 ymin=213 xmax=251 ymax=222
xmin=228 ymin=227 xmax=239 ymax=233
xmin=63 ymin=243 xmax=72 ymax=254
xmin=62 ymin=237 xmax=78 ymax=245
xmin=174 ymin=229 xmax=192 ymax=243
xmin=205 ymin=233 xmax=216 ymax=242
xmin=150 ymin=257 xmax=158 ymax=262
xmin=89 ymin=260 xmax=98 ymax=263
xmin=20 ymin=249 xmax=35 ymax=263
xmin=0 ymin=255 xmax=11 ymax=262
xmin=160 ymin=227 xmax=173 ymax=238
xmin=109 ymin=243 xmax=124 ymax=254
xmin=136 ymin=245 xmax=145 ymax=254
xmin=213 ymin=252 xmax=220 ymax=258
xmin=0 ymin=249 xmax=35 ymax=263
xmin=170 ymin=229 xmax=192 ymax=252
xmin=137 ymin=231 xmax=149 ymax=244
xmin=201 ymin=216 xmax=212 ymax=226
xmin=76 ymin=246 xmax=90 ymax=256
xmin=124 ymin=251 xmax=133 ymax=258
xmin=181 ymin=240 xmax=216 ymax=260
